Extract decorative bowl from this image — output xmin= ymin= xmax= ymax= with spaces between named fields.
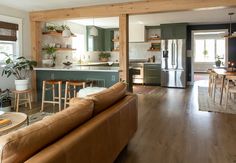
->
xmin=63 ymin=62 xmax=72 ymax=66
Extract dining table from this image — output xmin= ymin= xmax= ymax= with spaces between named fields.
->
xmin=213 ymin=68 xmax=236 ymax=105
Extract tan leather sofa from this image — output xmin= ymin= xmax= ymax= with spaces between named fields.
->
xmin=0 ymin=82 xmax=138 ymax=163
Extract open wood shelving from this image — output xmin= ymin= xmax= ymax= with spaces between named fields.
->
xmin=42 ymin=31 xmax=76 ymax=37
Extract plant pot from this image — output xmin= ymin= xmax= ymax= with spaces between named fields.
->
xmin=99 ymin=58 xmax=109 ymax=62
xmin=0 ymin=106 xmax=11 ymax=112
xmin=15 ymin=79 xmax=29 ymax=91
xmin=42 ymin=59 xmax=53 ymax=67
xmin=215 ymin=60 xmax=221 ymax=67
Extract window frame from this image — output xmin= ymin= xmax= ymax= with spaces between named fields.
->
xmin=0 ymin=41 xmax=17 ymax=64
xmin=0 ymin=15 xmax=22 ymax=65
xmin=194 ymin=38 xmax=226 ymax=63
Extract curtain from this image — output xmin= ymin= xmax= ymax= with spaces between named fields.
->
xmin=0 ymin=21 xmax=18 ymax=41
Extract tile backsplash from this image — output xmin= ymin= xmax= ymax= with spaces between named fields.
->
xmin=129 ymin=42 xmax=162 ymax=62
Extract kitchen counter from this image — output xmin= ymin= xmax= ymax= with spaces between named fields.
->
xmin=34 ymin=65 xmax=121 ymax=72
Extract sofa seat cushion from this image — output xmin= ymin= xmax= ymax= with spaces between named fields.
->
xmin=0 ymin=99 xmax=94 ymax=163
xmin=85 ymin=82 xmax=127 ymax=116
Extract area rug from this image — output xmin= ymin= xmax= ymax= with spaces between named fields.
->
xmin=198 ymin=86 xmax=236 ymax=114
xmin=28 ymin=112 xmax=53 ymax=125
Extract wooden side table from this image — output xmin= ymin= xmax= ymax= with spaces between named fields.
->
xmin=0 ymin=112 xmax=28 ymax=135
xmin=12 ymin=89 xmax=32 ymax=112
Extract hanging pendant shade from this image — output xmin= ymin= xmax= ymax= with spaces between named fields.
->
xmin=89 ymin=18 xmax=98 ymax=37
xmin=90 ymin=26 xmax=98 ymax=36
xmin=224 ymin=12 xmax=236 ymax=38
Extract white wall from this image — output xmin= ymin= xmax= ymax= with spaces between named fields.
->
xmin=0 ymin=4 xmax=30 ymax=90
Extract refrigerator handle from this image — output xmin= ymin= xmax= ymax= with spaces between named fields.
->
xmin=172 ymin=42 xmax=175 ymax=66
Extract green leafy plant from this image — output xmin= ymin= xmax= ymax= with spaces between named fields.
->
xmin=46 ymin=25 xmax=56 ymax=31
xmin=0 ymin=89 xmax=11 ymax=107
xmin=215 ymin=55 xmax=222 ymax=67
xmin=44 ymin=45 xmax=57 ymax=55
xmin=1 ymin=52 xmax=37 ymax=79
xmin=43 ymin=45 xmax=57 ymax=67
xmin=99 ymin=52 xmax=111 ymax=59
xmin=203 ymin=50 xmax=208 ymax=56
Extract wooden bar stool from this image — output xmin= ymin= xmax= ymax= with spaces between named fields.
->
xmin=41 ymin=80 xmax=62 ymax=112
xmin=12 ymin=89 xmax=32 ymax=112
xmin=64 ymin=80 xmax=92 ymax=109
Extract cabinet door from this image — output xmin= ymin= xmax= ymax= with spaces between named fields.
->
xmin=129 ymin=24 xmax=145 ymax=42
xmin=144 ymin=64 xmax=161 ymax=85
xmin=87 ymin=26 xmax=105 ymax=51
xmin=172 ymin=24 xmax=187 ymax=39
xmin=93 ymin=28 xmax=105 ymax=51
xmin=104 ymin=30 xmax=114 ymax=51
xmin=161 ymin=23 xmax=187 ymax=39
xmin=160 ymin=24 xmax=173 ymax=40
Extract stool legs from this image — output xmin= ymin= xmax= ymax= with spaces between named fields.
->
xmin=58 ymin=82 xmax=62 ymax=111
xmin=16 ymin=93 xmax=20 ymax=112
xmin=52 ymin=84 xmax=55 ymax=107
xmin=41 ymin=81 xmax=46 ymax=112
xmin=64 ymin=82 xmax=69 ymax=109
xmin=28 ymin=92 xmax=32 ymax=110
xmin=41 ymin=80 xmax=62 ymax=112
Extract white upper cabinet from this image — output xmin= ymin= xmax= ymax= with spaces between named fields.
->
xmin=129 ymin=24 xmax=145 ymax=42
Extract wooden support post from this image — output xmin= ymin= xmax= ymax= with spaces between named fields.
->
xmin=31 ymin=21 xmax=42 ymax=102
xmin=119 ymin=14 xmax=129 ymax=82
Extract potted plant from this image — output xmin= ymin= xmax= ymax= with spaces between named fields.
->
xmin=46 ymin=25 xmax=56 ymax=32
xmin=43 ymin=45 xmax=57 ymax=67
xmin=0 ymin=89 xmax=11 ymax=112
xmin=215 ymin=55 xmax=222 ymax=67
xmin=99 ymin=52 xmax=111 ymax=62
xmin=1 ymin=53 xmax=37 ymax=91
xmin=203 ymin=50 xmax=208 ymax=58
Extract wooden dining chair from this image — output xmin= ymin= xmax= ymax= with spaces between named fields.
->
xmin=208 ymin=70 xmax=214 ymax=97
xmin=225 ymin=76 xmax=236 ymax=109
xmin=211 ymin=73 xmax=224 ymax=101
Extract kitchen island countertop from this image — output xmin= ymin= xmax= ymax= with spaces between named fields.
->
xmin=34 ymin=65 xmax=121 ymax=72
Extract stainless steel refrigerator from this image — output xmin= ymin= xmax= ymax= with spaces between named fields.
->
xmin=161 ymin=39 xmax=186 ymax=88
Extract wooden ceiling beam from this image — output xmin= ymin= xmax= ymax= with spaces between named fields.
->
xmin=30 ymin=0 xmax=236 ymax=21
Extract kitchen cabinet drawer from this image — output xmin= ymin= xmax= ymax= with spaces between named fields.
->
xmin=144 ymin=64 xmax=161 ymax=85
xmin=145 ymin=77 xmax=160 ymax=85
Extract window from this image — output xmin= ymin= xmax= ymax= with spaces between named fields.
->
xmin=0 ymin=41 xmax=16 ymax=63
xmin=194 ymin=38 xmax=225 ymax=62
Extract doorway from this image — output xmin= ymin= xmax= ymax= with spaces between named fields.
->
xmin=191 ymin=29 xmax=228 ymax=82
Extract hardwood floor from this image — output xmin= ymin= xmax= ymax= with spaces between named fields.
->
xmin=116 ymin=82 xmax=236 ymax=163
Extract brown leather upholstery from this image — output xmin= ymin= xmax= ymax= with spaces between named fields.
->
xmin=85 ymin=82 xmax=127 ymax=116
xmin=0 ymin=99 xmax=94 ymax=163
xmin=0 ymin=82 xmax=137 ymax=163
xmin=26 ymin=94 xmax=137 ymax=163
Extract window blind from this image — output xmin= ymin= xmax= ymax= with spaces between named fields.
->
xmin=0 ymin=21 xmax=18 ymax=41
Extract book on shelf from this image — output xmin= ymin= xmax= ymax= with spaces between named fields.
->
xmin=0 ymin=119 xmax=12 ymax=128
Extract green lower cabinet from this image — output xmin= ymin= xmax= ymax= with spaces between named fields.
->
xmin=144 ymin=64 xmax=161 ymax=85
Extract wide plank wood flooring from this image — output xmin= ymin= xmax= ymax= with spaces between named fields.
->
xmin=116 ymin=82 xmax=236 ymax=163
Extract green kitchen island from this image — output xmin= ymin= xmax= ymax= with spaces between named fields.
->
xmin=34 ymin=66 xmax=120 ymax=101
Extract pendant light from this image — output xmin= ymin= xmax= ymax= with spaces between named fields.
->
xmin=224 ymin=12 xmax=235 ymax=38
xmin=89 ymin=18 xmax=98 ymax=37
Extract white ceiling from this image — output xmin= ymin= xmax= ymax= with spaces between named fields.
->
xmin=70 ymin=8 xmax=236 ymax=28
xmin=0 ymin=0 xmax=140 ymax=11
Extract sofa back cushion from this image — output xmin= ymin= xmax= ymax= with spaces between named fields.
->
xmin=0 ymin=99 xmax=94 ymax=163
xmin=86 ymin=82 xmax=127 ymax=116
